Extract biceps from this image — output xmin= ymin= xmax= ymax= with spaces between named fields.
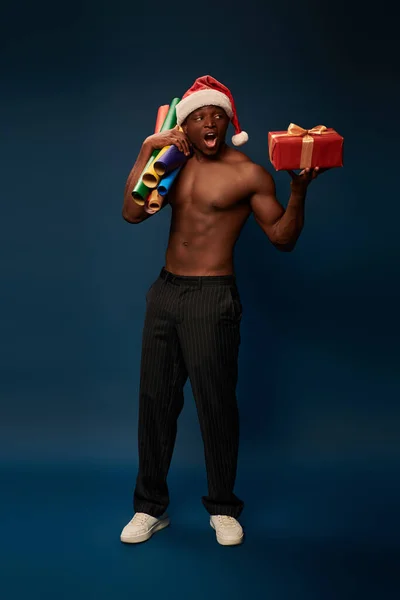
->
xmin=250 ymin=193 xmax=284 ymax=236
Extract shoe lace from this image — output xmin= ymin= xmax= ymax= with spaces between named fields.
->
xmin=131 ymin=513 xmax=150 ymax=525
xmin=218 ymin=515 xmax=237 ymax=528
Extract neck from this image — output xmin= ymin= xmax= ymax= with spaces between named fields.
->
xmin=192 ymin=142 xmax=228 ymax=163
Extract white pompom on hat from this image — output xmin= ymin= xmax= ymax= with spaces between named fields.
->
xmin=176 ymin=75 xmax=249 ymax=146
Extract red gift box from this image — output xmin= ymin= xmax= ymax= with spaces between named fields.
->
xmin=268 ymin=123 xmax=344 ymax=171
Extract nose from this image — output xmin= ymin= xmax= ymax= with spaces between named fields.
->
xmin=203 ymin=115 xmax=216 ymax=129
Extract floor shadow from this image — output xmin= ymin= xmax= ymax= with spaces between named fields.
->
xmin=2 ymin=462 xmax=398 ymax=600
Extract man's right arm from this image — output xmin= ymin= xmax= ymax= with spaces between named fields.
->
xmin=122 ymin=129 xmax=191 ymax=224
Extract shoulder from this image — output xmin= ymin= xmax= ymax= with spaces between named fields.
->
xmin=226 ymin=149 xmax=275 ymax=193
xmin=224 ymin=146 xmax=252 ymax=164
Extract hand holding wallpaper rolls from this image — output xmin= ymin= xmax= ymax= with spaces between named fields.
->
xmin=132 ymin=96 xmax=191 ymax=211
xmin=132 ymin=98 xmax=180 ymax=204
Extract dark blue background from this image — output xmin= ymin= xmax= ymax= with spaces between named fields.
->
xmin=1 ymin=1 xmax=399 ymax=598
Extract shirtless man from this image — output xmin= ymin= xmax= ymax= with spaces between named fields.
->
xmin=120 ymin=76 xmax=325 ymax=546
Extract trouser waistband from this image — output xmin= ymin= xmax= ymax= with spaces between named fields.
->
xmin=159 ymin=267 xmax=236 ymax=287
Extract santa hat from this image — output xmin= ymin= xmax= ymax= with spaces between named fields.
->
xmin=176 ymin=75 xmax=249 ymax=146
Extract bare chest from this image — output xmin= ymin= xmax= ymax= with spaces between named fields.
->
xmin=171 ymin=160 xmax=250 ymax=212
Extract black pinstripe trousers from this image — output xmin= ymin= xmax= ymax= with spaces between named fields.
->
xmin=133 ymin=267 xmax=244 ymax=518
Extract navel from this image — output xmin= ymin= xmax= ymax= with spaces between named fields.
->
xmin=182 ymin=241 xmax=189 ymax=247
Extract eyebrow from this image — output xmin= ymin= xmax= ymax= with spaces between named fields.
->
xmin=192 ymin=107 xmax=224 ymax=116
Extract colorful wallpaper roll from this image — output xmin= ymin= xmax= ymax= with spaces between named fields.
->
xmin=149 ymin=193 xmax=163 ymax=210
xmin=142 ymin=145 xmax=171 ymax=188
xmin=132 ymin=98 xmax=180 ymax=205
xmin=132 ymin=179 xmax=150 ymax=205
xmin=154 ymin=144 xmax=190 ymax=176
xmin=159 ymin=98 xmax=180 ymax=131
xmin=154 ymin=105 xmax=170 ymax=134
xmin=157 ymin=167 xmax=181 ymax=196
xmin=144 ymin=189 xmax=164 ymax=213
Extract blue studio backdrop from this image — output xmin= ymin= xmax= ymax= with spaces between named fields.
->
xmin=1 ymin=0 xmax=399 ymax=599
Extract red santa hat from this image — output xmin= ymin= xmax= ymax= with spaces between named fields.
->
xmin=176 ymin=75 xmax=249 ymax=146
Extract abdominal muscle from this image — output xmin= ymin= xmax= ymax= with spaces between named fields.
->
xmin=164 ymin=204 xmax=250 ymax=276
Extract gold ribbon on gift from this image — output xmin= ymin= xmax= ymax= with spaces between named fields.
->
xmin=288 ymin=123 xmax=328 ymax=169
xmin=270 ymin=123 xmax=331 ymax=169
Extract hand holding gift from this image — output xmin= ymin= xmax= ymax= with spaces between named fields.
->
xmin=287 ymin=166 xmax=331 ymax=194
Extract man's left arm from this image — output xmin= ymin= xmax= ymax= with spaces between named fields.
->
xmin=249 ymin=164 xmax=323 ymax=252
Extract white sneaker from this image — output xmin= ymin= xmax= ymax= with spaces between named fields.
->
xmin=120 ymin=512 xmax=170 ymax=544
xmin=210 ymin=515 xmax=244 ymax=546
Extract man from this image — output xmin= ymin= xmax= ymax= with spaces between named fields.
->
xmin=120 ymin=76 xmax=326 ymax=546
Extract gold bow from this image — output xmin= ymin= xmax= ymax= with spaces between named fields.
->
xmin=287 ymin=123 xmax=328 ymax=168
xmin=287 ymin=123 xmax=328 ymax=137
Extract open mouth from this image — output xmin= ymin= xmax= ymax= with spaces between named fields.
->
xmin=204 ymin=132 xmax=218 ymax=148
